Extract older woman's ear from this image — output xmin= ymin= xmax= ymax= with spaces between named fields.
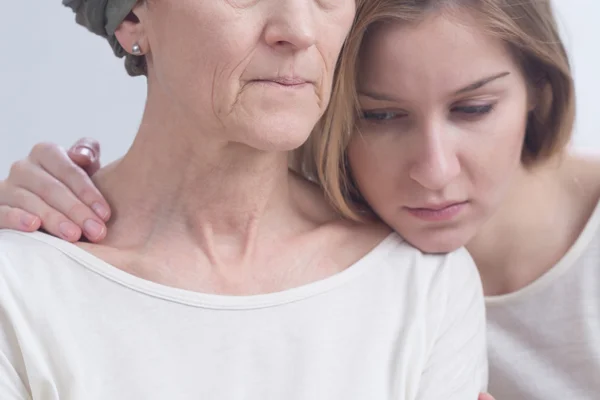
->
xmin=114 ymin=5 xmax=149 ymax=57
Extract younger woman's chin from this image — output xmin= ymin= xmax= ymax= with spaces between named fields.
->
xmin=403 ymin=229 xmax=476 ymax=254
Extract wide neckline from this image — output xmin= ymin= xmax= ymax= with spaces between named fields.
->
xmin=8 ymin=230 xmax=400 ymax=310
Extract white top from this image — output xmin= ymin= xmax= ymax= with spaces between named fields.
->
xmin=0 ymin=230 xmax=487 ymax=400
xmin=486 ymin=198 xmax=600 ymax=399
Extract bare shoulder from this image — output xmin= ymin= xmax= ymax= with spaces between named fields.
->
xmin=289 ymin=170 xmax=388 ymax=226
xmin=288 ymin=172 xmax=393 ymax=267
xmin=315 ymin=209 xmax=392 ymax=263
xmin=562 ymin=152 xmax=600 ymax=199
xmin=560 ymin=152 xmax=600 ymax=224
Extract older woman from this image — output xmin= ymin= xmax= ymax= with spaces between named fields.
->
xmin=0 ymin=0 xmax=486 ymax=399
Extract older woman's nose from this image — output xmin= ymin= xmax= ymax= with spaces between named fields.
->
xmin=408 ymin=129 xmax=460 ymax=191
xmin=264 ymin=0 xmax=317 ymax=51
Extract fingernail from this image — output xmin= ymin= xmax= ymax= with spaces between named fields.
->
xmin=92 ymin=202 xmax=110 ymax=221
xmin=59 ymin=222 xmax=79 ymax=240
xmin=74 ymin=146 xmax=94 ymax=158
xmin=20 ymin=214 xmax=39 ymax=229
xmin=83 ymin=219 xmax=105 ymax=240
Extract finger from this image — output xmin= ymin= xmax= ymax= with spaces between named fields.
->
xmin=0 ymin=205 xmax=41 ymax=232
xmin=478 ymin=393 xmax=495 ymax=400
xmin=68 ymin=137 xmax=102 ymax=176
xmin=26 ymin=143 xmax=111 ymax=222
xmin=8 ymin=163 xmax=107 ymax=242
xmin=0 ymin=185 xmax=82 ymax=242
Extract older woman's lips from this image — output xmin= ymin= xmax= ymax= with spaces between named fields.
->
xmin=404 ymin=201 xmax=468 ymax=222
xmin=253 ymin=77 xmax=311 ymax=88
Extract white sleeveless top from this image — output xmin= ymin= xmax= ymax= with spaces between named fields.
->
xmin=0 ymin=230 xmax=487 ymax=400
xmin=486 ymin=198 xmax=600 ymax=399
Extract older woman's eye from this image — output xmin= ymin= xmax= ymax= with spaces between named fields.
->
xmin=452 ymin=104 xmax=494 ymax=116
xmin=361 ymin=111 xmax=405 ymax=121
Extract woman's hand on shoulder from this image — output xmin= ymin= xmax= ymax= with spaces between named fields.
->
xmin=0 ymin=138 xmax=110 ymax=242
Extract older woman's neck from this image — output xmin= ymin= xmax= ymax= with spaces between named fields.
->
xmin=91 ymin=102 xmax=300 ymax=264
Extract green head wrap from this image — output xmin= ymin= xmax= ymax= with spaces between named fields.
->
xmin=62 ymin=0 xmax=140 ymax=65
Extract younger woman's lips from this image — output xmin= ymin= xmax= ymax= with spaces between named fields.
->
xmin=404 ymin=201 xmax=468 ymax=222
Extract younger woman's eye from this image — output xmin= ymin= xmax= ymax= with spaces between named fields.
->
xmin=452 ymin=104 xmax=494 ymax=115
xmin=361 ymin=110 xmax=406 ymax=121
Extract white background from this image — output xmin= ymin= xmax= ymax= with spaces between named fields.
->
xmin=0 ymin=1 xmax=598 ymax=179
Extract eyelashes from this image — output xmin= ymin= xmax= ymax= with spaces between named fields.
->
xmin=361 ymin=111 xmax=406 ymax=121
xmin=450 ymin=104 xmax=494 ymax=115
xmin=361 ymin=103 xmax=495 ymax=122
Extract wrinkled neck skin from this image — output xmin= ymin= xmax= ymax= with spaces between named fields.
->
xmin=467 ymin=153 xmax=600 ymax=297
xmin=90 ymin=80 xmax=316 ymax=273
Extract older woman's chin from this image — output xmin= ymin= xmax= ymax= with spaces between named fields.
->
xmin=221 ymin=83 xmax=328 ymax=151
xmin=230 ymin=112 xmax=323 ymax=152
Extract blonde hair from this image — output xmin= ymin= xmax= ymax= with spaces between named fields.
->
xmin=296 ymin=0 xmax=575 ymax=221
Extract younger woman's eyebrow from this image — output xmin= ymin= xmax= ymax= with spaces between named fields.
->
xmin=357 ymin=71 xmax=511 ymax=102
xmin=454 ymin=71 xmax=511 ymax=95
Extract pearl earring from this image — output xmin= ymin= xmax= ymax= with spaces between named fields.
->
xmin=131 ymin=43 xmax=142 ymax=56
